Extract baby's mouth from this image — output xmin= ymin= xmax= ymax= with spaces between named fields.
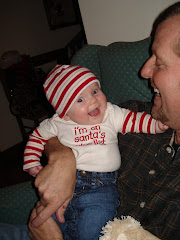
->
xmin=88 ymin=108 xmax=100 ymax=117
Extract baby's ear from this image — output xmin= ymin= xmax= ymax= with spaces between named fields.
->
xmin=63 ymin=115 xmax=70 ymax=121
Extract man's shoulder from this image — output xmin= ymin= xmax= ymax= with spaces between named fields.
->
xmin=119 ymin=100 xmax=153 ymax=114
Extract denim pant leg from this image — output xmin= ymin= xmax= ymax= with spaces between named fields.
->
xmin=52 ymin=205 xmax=78 ymax=240
xmin=57 ymin=170 xmax=119 ymax=240
xmin=77 ymin=180 xmax=119 ymax=239
xmin=0 ymin=223 xmax=30 ymax=240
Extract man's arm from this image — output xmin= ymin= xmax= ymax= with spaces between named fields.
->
xmin=31 ymin=137 xmax=76 ymax=227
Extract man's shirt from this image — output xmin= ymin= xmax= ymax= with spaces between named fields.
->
xmin=117 ymin=101 xmax=180 ymax=240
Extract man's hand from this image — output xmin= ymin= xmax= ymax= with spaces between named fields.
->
xmin=29 ymin=202 xmax=63 ymax=240
xmin=31 ymin=137 xmax=76 ymax=227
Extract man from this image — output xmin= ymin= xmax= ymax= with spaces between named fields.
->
xmin=0 ymin=2 xmax=180 ymax=240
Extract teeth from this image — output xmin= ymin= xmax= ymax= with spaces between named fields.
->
xmin=154 ymin=88 xmax=161 ymax=97
xmin=154 ymin=88 xmax=159 ymax=93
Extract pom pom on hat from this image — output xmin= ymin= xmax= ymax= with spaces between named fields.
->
xmin=43 ymin=65 xmax=100 ymax=118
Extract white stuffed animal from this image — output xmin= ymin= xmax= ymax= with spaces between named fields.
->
xmin=99 ymin=216 xmax=160 ymax=240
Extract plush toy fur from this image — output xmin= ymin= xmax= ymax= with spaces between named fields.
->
xmin=99 ymin=216 xmax=160 ymax=240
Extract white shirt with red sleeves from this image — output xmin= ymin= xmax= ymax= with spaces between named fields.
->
xmin=24 ymin=102 xmax=156 ymax=172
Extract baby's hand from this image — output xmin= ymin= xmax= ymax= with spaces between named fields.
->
xmin=156 ymin=120 xmax=169 ymax=133
xmin=28 ymin=165 xmax=43 ymax=177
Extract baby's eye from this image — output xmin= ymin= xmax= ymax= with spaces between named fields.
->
xmin=77 ymin=98 xmax=83 ymax=103
xmin=93 ymin=89 xmax=98 ymax=95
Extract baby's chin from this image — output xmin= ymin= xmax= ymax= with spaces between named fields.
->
xmin=87 ymin=116 xmax=104 ymax=125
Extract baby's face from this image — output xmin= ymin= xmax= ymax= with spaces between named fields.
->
xmin=64 ymin=83 xmax=107 ymax=125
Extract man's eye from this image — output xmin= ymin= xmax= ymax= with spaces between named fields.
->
xmin=155 ymin=60 xmax=164 ymax=69
xmin=77 ymin=98 xmax=83 ymax=103
xmin=93 ymin=89 xmax=98 ymax=95
xmin=156 ymin=64 xmax=164 ymax=69
xmin=155 ymin=62 xmax=161 ymax=67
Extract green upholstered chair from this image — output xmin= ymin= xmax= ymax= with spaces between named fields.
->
xmin=71 ymin=37 xmax=152 ymax=105
xmin=0 ymin=181 xmax=38 ymax=224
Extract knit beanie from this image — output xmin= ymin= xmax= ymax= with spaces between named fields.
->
xmin=43 ymin=65 xmax=100 ymax=118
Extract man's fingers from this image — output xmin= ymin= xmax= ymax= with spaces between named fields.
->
xmin=55 ymin=199 xmax=70 ymax=223
xmin=31 ymin=203 xmax=58 ymax=228
xmin=29 ymin=202 xmax=64 ymax=240
xmin=35 ymin=202 xmax=46 ymax=214
xmin=28 ymin=208 xmax=38 ymax=239
xmin=28 ymin=231 xmax=35 ymax=240
xmin=29 ymin=208 xmax=37 ymax=222
xmin=55 ymin=207 xmax=66 ymax=223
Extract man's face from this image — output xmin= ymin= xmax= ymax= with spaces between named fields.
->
xmin=64 ymin=83 xmax=107 ymax=125
xmin=141 ymin=15 xmax=180 ymax=130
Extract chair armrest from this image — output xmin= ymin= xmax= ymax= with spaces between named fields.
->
xmin=0 ymin=181 xmax=38 ymax=224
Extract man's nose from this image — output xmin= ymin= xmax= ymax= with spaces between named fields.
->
xmin=141 ymin=57 xmax=154 ymax=79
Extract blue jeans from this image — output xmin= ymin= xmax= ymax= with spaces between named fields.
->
xmin=0 ymin=223 xmax=30 ymax=240
xmin=0 ymin=170 xmax=119 ymax=240
xmin=54 ymin=170 xmax=119 ymax=240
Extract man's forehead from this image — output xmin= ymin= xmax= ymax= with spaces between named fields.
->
xmin=156 ymin=15 xmax=180 ymax=38
xmin=152 ymin=17 xmax=180 ymax=53
xmin=151 ymin=34 xmax=162 ymax=55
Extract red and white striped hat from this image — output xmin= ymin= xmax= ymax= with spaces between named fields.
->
xmin=43 ymin=65 xmax=100 ymax=118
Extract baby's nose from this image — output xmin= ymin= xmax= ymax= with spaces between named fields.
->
xmin=90 ymin=96 xmax=98 ymax=104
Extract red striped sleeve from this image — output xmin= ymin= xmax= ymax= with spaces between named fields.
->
xmin=122 ymin=111 xmax=133 ymax=134
xmin=139 ymin=112 xmax=147 ymax=132
xmin=24 ymin=152 xmax=41 ymax=158
xmin=23 ymin=160 xmax=40 ymax=166
xmin=131 ymin=111 xmax=137 ymax=133
xmin=147 ymin=117 xmax=152 ymax=134
xmin=28 ymin=138 xmax=47 ymax=145
xmin=33 ymin=128 xmax=41 ymax=137
xmin=23 ymin=127 xmax=46 ymax=170
xmin=24 ymin=146 xmax=43 ymax=153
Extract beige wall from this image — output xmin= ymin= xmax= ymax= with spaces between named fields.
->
xmin=0 ymin=0 xmax=80 ymax=151
xmin=78 ymin=0 xmax=178 ymax=45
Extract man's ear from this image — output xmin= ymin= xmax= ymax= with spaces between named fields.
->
xmin=63 ymin=115 xmax=70 ymax=121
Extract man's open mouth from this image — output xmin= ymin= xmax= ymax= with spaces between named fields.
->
xmin=154 ymin=88 xmax=161 ymax=97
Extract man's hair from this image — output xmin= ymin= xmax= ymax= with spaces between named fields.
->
xmin=151 ymin=2 xmax=180 ymax=56
xmin=156 ymin=2 xmax=180 ymax=25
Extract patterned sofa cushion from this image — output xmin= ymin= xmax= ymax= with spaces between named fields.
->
xmin=99 ymin=37 xmax=153 ymax=104
xmin=0 ymin=181 xmax=38 ymax=224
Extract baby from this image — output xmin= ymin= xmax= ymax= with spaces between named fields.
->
xmin=24 ymin=65 xmax=167 ymax=240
